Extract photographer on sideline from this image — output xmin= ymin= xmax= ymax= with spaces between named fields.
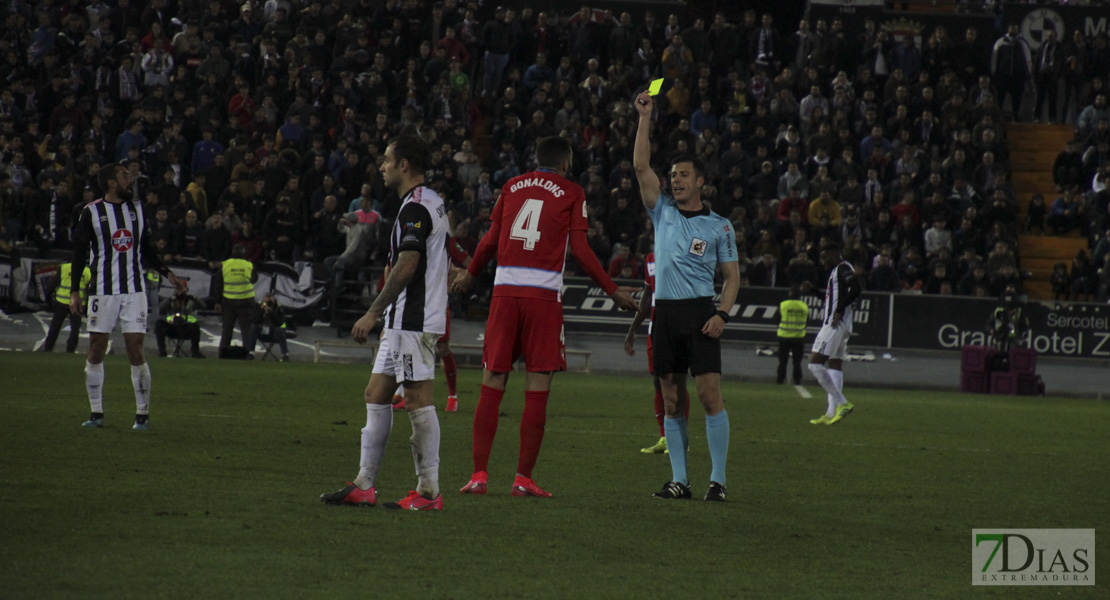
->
xmin=154 ymin=293 xmax=205 ymax=358
xmin=250 ymin=293 xmax=290 ymax=361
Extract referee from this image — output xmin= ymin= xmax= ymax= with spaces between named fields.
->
xmin=634 ymin=90 xmax=741 ymax=502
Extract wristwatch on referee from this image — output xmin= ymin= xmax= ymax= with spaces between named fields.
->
xmin=715 ymin=310 xmax=730 ymax=323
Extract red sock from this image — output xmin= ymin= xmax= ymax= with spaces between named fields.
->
xmin=684 ymin=389 xmax=691 ymax=420
xmin=473 ymin=384 xmax=505 ymax=473
xmin=442 ymin=354 xmax=458 ymax=396
xmin=653 ymin=389 xmax=665 ymax=437
xmin=516 ymin=390 xmax=549 ymax=479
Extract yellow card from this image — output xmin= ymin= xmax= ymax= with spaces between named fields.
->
xmin=648 ymin=78 xmax=664 ymax=96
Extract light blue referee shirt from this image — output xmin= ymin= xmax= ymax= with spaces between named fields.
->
xmin=647 ymin=193 xmax=737 ymax=300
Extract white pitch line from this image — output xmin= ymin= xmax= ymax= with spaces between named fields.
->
xmin=794 ymin=385 xmax=812 ymax=398
xmin=32 ymin=312 xmax=51 ymax=334
xmin=198 ymin=326 xmax=339 ymax=356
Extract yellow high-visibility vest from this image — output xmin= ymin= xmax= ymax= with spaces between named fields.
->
xmin=777 ymin=299 xmax=809 ymax=339
xmin=221 ymin=258 xmax=255 ymax=300
xmin=56 ymin=263 xmax=92 ymax=305
xmin=165 ymin=314 xmax=198 ymax=324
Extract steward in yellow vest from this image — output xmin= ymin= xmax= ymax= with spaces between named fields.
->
xmin=777 ymin=286 xmax=809 ymax=385
xmin=55 ymin=263 xmax=91 ymax=305
xmin=214 ymin=245 xmax=259 ymax=355
xmin=42 ymin=263 xmax=91 ymax=353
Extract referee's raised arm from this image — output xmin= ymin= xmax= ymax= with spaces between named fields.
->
xmin=633 ymin=91 xmax=661 ymax=211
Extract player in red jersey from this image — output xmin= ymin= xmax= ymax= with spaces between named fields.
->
xmin=392 ymin=236 xmax=470 ymax=412
xmin=451 ymin=136 xmax=639 ymax=497
xmin=623 ymin=251 xmax=689 ymax=454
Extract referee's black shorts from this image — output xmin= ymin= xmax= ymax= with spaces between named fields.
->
xmin=651 ymin=297 xmax=721 ymax=376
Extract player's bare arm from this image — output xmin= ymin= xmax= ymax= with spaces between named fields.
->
xmin=352 ymin=250 xmax=419 ymax=343
xmin=453 ymin=216 xmax=501 ymax=295
xmin=702 ymin=262 xmax=740 ymax=339
xmin=451 ymin=269 xmax=474 ymax=293
xmin=165 ymin=271 xmax=186 ymax=293
xmin=633 ymin=92 xmax=661 ymax=210
xmin=624 ymin=286 xmax=653 ymax=356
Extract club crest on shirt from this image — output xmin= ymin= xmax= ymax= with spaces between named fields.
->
xmin=111 ymin=229 xmax=134 ymax=252
xmin=689 ymin=237 xmax=707 ymax=256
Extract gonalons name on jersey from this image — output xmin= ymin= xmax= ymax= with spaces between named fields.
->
xmin=509 ymin=177 xmax=566 ymax=197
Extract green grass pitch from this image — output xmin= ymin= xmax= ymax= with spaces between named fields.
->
xmin=1 ymin=352 xmax=1106 ymax=599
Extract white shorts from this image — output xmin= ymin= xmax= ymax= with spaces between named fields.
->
xmin=812 ymin=323 xmax=850 ymax=360
xmin=87 ymin=292 xmax=148 ymax=334
xmin=372 ymin=329 xmax=438 ymax=382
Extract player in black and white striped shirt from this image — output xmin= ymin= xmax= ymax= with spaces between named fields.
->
xmin=320 ymin=136 xmax=450 ymax=511
xmin=70 ymin=163 xmax=185 ymax=430
xmin=808 ymin=242 xmax=861 ymax=426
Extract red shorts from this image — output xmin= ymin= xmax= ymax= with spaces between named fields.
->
xmin=438 ymin=310 xmax=450 ymax=344
xmin=646 ymin=333 xmax=654 ymax=374
xmin=483 ymin=296 xmax=565 ymax=373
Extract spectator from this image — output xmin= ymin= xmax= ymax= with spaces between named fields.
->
xmin=749 ymin=251 xmax=782 ymax=287
xmin=1025 ymin=193 xmax=1047 ymax=235
xmin=262 ymin=197 xmax=299 ymax=263
xmin=1096 ymin=252 xmax=1110 ymax=303
xmin=924 ymin=217 xmax=953 ymax=259
xmin=232 ymin=219 xmax=264 ymax=263
xmin=607 ymin=245 xmax=640 ymax=278
xmin=1077 ymin=93 xmax=1109 ymax=140
xmin=869 ymin=251 xmax=901 ymax=292
xmin=113 ymin=119 xmax=147 ymax=161
xmin=325 ymin=196 xmax=378 ymax=286
xmin=172 ymin=209 xmax=205 ymax=262
xmin=808 ymin=190 xmax=842 ymax=227
xmin=991 ymin=23 xmax=1034 ymax=120
xmin=1072 ymin=250 xmax=1097 ymax=301
xmin=1053 ymin=140 xmax=1084 ymax=190
xmin=958 ymin=263 xmax=989 ymax=296
xmin=1049 ymin=261 xmax=1072 ymax=301
xmin=199 ymin=211 xmax=232 ymax=269
xmin=1048 ymin=190 xmax=1082 ymax=235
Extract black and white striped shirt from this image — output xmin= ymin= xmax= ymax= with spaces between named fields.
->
xmin=71 ymin=198 xmax=166 ymax=295
xmin=384 ymin=185 xmax=450 ymax=333
xmin=823 ymin=260 xmax=861 ymax=327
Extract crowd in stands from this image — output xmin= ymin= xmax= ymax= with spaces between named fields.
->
xmin=1 ymin=0 xmax=1109 ymax=305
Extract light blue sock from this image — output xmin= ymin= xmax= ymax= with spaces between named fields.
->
xmin=678 ymin=415 xmax=689 ymax=453
xmin=706 ymin=410 xmax=730 ymax=486
xmin=663 ymin=416 xmax=688 ymax=486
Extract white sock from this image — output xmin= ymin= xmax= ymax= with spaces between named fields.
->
xmin=354 ymin=404 xmax=393 ymax=490
xmin=828 ymin=369 xmax=845 ymax=406
xmin=408 ymin=405 xmax=441 ymax=499
xmin=86 ymin=361 xmax=104 ymax=413
xmin=808 ymin=363 xmax=845 ymax=417
xmin=131 ymin=363 xmax=151 ymax=415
